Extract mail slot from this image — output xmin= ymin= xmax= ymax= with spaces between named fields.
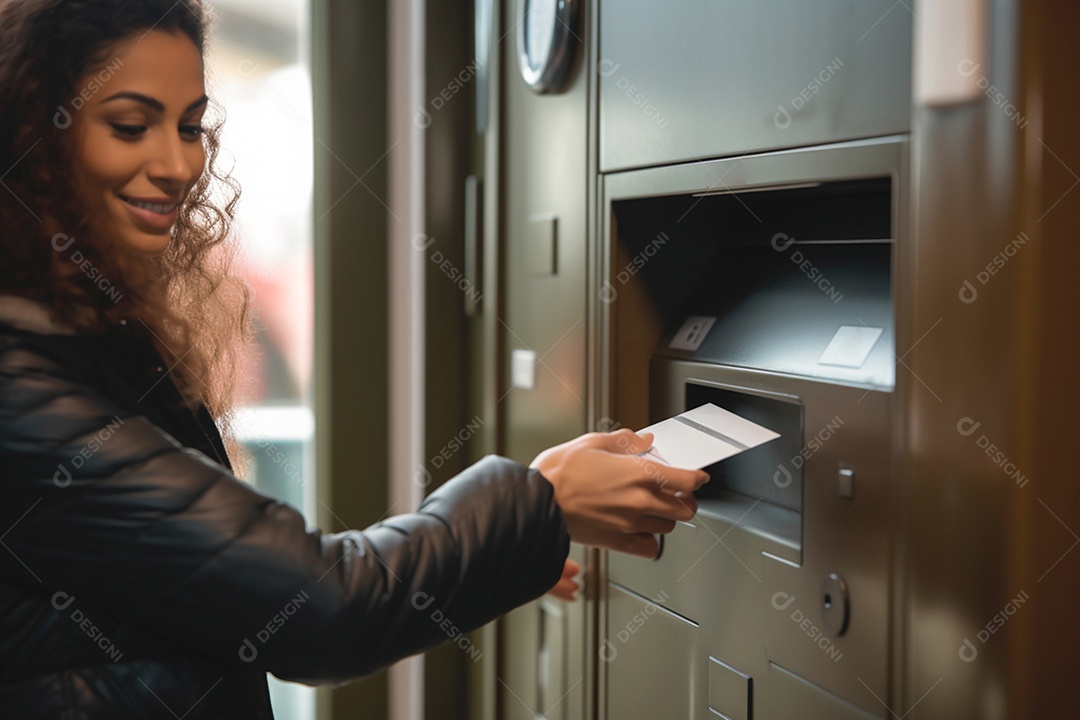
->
xmin=679 ymin=383 xmax=803 ymax=513
xmin=601 ymin=139 xmax=904 ymax=718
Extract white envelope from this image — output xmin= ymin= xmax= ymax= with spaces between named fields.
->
xmin=637 ymin=403 xmax=780 ymax=469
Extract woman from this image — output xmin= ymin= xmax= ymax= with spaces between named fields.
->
xmin=0 ymin=0 xmax=707 ymax=717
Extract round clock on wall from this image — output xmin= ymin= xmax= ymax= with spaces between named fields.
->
xmin=516 ymin=0 xmax=580 ymax=94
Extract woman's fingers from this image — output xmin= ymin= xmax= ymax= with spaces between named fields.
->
xmin=643 ymin=489 xmax=698 ymax=521
xmin=548 ymin=575 xmax=580 ymax=601
xmin=629 ymin=431 xmax=654 ymax=453
xmin=587 ymin=428 xmax=653 ymax=455
xmin=608 ymin=500 xmax=690 ymax=535
xmin=534 ymin=428 xmax=711 ymax=559
xmin=630 ymin=516 xmax=678 ymax=536
xmin=579 ymin=527 xmax=657 ymax=558
xmin=637 ymin=462 xmax=711 ymax=495
xmin=546 ymin=557 xmax=581 ymax=601
xmin=622 ymin=532 xmax=661 ymax=559
xmin=591 ymin=528 xmax=660 ymax=558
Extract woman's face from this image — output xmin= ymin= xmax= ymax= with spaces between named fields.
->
xmin=71 ymin=31 xmax=207 ymax=256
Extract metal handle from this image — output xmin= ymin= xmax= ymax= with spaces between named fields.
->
xmin=464 ymin=174 xmax=482 ymax=316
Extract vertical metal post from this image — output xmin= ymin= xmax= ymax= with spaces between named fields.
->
xmin=388 ymin=0 xmax=426 ymax=718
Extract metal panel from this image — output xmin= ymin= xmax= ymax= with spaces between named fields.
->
xmin=659 ymin=363 xmax=892 ymax=713
xmin=497 ymin=1 xmax=591 ymax=719
xmin=501 ymin=1 xmax=589 ymax=464
xmin=598 ymin=0 xmax=912 ymax=170
xmin=758 ymin=664 xmax=882 ymax=720
xmin=707 ymin=657 xmax=751 ymax=720
xmin=605 ymin=583 xmax=703 ymax=720
xmin=898 ymin=1 xmax=1080 ymax=718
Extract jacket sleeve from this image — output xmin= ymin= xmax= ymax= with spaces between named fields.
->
xmin=0 ymin=339 xmax=570 ymax=685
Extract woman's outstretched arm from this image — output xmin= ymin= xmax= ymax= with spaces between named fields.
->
xmin=0 ymin=335 xmax=708 ymax=685
xmin=0 ymin=337 xmax=567 ymax=685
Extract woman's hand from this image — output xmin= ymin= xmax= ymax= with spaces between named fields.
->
xmin=547 ymin=558 xmax=582 ymax=601
xmin=532 ymin=429 xmax=710 ymax=559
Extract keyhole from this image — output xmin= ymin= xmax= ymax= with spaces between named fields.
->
xmin=824 ymin=593 xmax=833 ymax=609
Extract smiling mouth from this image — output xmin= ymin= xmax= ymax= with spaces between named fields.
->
xmin=120 ymin=196 xmax=180 ymax=215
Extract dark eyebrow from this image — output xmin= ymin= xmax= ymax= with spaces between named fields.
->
xmin=100 ymin=92 xmax=209 ymax=114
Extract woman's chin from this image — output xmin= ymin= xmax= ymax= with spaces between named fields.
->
xmin=118 ymin=230 xmax=173 ymax=256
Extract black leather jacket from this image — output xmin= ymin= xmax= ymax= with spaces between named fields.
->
xmin=0 ymin=299 xmax=569 ymax=718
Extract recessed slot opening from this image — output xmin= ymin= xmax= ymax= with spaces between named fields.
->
xmin=611 ymin=177 xmax=892 ymax=327
xmin=684 ymin=383 xmax=803 ymax=513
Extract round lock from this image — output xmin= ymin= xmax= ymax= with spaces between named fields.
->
xmin=820 ymin=572 xmax=850 ymax=636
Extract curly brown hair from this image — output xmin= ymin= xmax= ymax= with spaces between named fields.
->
xmin=0 ymin=0 xmax=251 ymax=457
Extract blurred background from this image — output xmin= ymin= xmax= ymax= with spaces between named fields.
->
xmin=205 ymin=0 xmax=315 ymax=716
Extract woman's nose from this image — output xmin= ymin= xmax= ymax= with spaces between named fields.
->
xmin=148 ymin=135 xmax=201 ymax=187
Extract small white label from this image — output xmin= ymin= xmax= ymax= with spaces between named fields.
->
xmin=511 ymin=349 xmax=536 ymax=389
xmin=914 ymin=0 xmax=987 ymax=107
xmin=669 ymin=315 xmax=716 ymax=351
xmin=819 ymin=326 xmax=884 ymax=368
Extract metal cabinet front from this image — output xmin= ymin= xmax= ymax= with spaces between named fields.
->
xmin=598 ymin=0 xmax=911 ymax=171
xmin=597 ymin=139 xmax=905 ymax=720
